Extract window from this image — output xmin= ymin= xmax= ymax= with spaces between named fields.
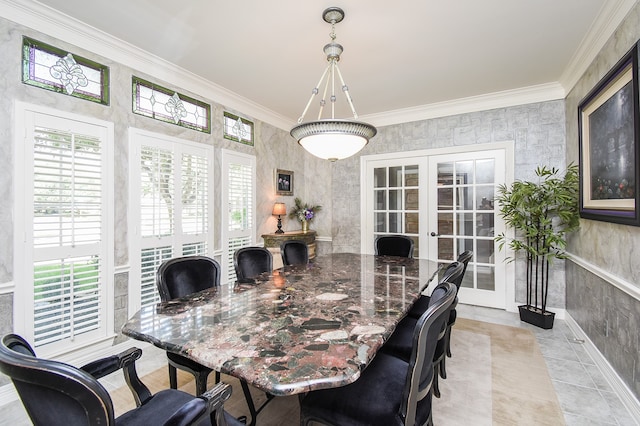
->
xmin=132 ymin=76 xmax=211 ymax=133
xmin=22 ymin=36 xmax=110 ymax=105
xmin=223 ymin=111 xmax=254 ymax=146
xmin=129 ymin=129 xmax=213 ymax=311
xmin=221 ymin=150 xmax=256 ymax=283
xmin=14 ymin=103 xmax=114 ymax=356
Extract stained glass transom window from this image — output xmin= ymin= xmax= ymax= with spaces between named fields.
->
xmin=22 ymin=36 xmax=110 ymax=105
xmin=224 ymin=112 xmax=254 ymax=146
xmin=132 ymin=76 xmax=211 ymax=133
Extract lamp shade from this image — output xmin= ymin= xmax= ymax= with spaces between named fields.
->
xmin=272 ymin=202 xmax=287 ymax=216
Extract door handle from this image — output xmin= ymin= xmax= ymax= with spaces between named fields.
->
xmin=430 ymin=232 xmax=440 ymax=237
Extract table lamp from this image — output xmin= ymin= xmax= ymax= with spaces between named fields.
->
xmin=272 ymin=202 xmax=286 ymax=234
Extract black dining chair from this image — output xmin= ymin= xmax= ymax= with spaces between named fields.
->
xmin=382 ymin=261 xmax=465 ymax=398
xmin=300 ymin=281 xmax=456 ymax=426
xmin=233 ymin=246 xmax=273 ymax=282
xmin=156 ymin=255 xmax=222 ymax=396
xmin=407 ymin=257 xmax=467 ymax=319
xmin=375 ymin=234 xmax=415 ymax=258
xmin=408 ymin=251 xmax=473 ymax=359
xmin=280 ymin=240 xmax=309 ymax=265
xmin=0 ymin=333 xmax=243 ymax=426
xmin=443 ymin=250 xmax=473 ymax=357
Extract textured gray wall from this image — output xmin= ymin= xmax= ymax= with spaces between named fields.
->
xmin=564 ymin=4 xmax=640 ymax=400
xmin=331 ymin=101 xmax=568 ymax=309
xmin=566 ymin=261 xmax=639 ymax=397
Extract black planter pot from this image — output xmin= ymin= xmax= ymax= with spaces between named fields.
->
xmin=518 ymin=305 xmax=555 ymax=329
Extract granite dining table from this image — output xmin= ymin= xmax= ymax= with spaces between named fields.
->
xmin=121 ymin=252 xmax=440 ymax=398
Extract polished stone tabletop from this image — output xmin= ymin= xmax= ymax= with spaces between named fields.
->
xmin=122 ymin=252 xmax=440 ymax=396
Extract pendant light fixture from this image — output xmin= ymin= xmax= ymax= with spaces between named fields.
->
xmin=290 ymin=7 xmax=376 ymax=162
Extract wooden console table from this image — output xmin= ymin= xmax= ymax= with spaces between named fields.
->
xmin=262 ymin=230 xmax=316 ymax=267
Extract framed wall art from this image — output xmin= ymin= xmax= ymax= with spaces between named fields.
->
xmin=275 ymin=169 xmax=294 ymax=196
xmin=578 ymin=41 xmax=640 ymax=226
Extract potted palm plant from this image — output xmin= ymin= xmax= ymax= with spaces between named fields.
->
xmin=495 ymin=164 xmax=579 ymax=329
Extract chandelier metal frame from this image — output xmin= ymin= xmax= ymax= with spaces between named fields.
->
xmin=290 ymin=7 xmax=377 ymax=162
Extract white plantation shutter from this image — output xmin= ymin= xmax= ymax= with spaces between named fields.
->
xmin=183 ymin=241 xmax=208 ymax=256
xmin=32 ymin=127 xmax=106 ymax=347
xmin=228 ymin=164 xmax=253 ymax=231
xmin=226 ymin=236 xmax=252 ymax=283
xmin=182 ymin=153 xmax=209 ymax=235
xmin=130 ymin=129 xmax=213 ymax=311
xmin=15 ymin=105 xmax=113 ymax=355
xmin=140 ymin=246 xmax=172 ymax=307
xmin=138 ymin=146 xmax=174 ymax=307
xmin=222 ymin=150 xmax=256 ymax=284
xmin=33 ymin=129 xmax=103 ymax=249
xmin=33 ymin=256 xmax=102 ymax=346
xmin=140 ymin=146 xmax=174 ymax=237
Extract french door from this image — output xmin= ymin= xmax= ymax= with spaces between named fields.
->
xmin=363 ymin=144 xmax=511 ymax=309
xmin=427 ymin=149 xmax=507 ymax=308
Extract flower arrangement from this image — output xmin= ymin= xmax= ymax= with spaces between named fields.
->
xmin=289 ymin=197 xmax=322 ymax=223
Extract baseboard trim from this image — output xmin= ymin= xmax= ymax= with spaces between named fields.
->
xmin=565 ymin=313 xmax=640 ymax=422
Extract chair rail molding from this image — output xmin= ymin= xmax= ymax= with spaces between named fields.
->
xmin=0 ymin=282 xmax=14 ymax=295
xmin=114 ymin=264 xmax=130 ymax=275
xmin=567 ymin=253 xmax=640 ymax=302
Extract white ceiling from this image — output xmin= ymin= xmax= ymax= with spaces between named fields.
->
xmin=8 ymin=0 xmax=639 ymax=127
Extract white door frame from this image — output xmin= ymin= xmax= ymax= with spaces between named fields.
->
xmin=360 ymin=141 xmax=516 ymax=311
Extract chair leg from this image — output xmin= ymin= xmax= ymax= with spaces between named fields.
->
xmin=445 ymin=325 xmax=453 ymax=358
xmin=194 ymin=371 xmax=210 ymax=396
xmin=197 ymin=370 xmax=221 ymax=395
xmin=433 ymin=364 xmax=441 ymax=398
xmin=168 ymin=364 xmax=178 ymax=390
xmin=439 ymin=356 xmax=447 ymax=379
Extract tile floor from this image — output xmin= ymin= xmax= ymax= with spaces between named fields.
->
xmin=457 ymin=305 xmax=638 ymax=426
xmin=0 ymin=305 xmax=638 ymax=425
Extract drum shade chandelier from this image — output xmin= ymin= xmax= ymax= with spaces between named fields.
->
xmin=290 ymin=7 xmax=376 ymax=162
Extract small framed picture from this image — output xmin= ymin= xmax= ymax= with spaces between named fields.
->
xmin=275 ymin=169 xmax=293 ymax=196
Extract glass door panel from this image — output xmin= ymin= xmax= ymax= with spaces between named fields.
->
xmin=370 ymin=163 xmax=421 ymax=257
xmin=429 ymin=149 xmax=506 ymax=308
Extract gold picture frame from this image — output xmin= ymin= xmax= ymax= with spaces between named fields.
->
xmin=578 ymin=41 xmax=640 ymax=226
xmin=275 ymin=169 xmax=293 ymax=196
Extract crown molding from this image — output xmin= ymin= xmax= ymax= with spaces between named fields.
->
xmin=2 ymin=0 xmax=637 ymax=132
xmin=559 ymin=0 xmax=639 ymax=94
xmin=0 ymin=0 xmax=293 ymax=131
xmin=361 ymin=82 xmax=565 ymax=128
